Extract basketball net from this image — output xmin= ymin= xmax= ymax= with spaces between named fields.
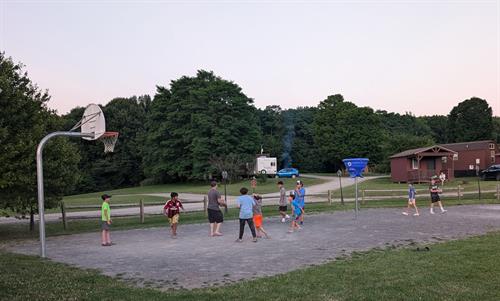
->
xmin=99 ymin=132 xmax=119 ymax=153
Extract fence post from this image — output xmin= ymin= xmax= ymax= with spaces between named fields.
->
xmin=457 ymin=185 xmax=461 ymax=201
xmin=139 ymin=199 xmax=144 ymax=223
xmin=203 ymin=196 xmax=208 ymax=216
xmin=60 ymin=200 xmax=67 ymax=230
xmin=362 ymin=189 xmax=366 ymax=205
xmin=328 ymin=190 xmax=332 ymax=205
xmin=497 ymin=183 xmax=500 ymax=202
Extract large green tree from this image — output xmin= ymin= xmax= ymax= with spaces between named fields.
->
xmin=0 ymin=53 xmax=80 ymax=228
xmin=143 ymin=70 xmax=261 ymax=182
xmin=313 ymin=94 xmax=383 ymax=171
xmin=447 ymin=97 xmax=493 ymax=142
xmin=420 ymin=115 xmax=448 ymax=143
xmin=257 ymin=105 xmax=285 ymax=162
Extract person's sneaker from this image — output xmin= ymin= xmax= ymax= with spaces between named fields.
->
xmin=430 ymin=210 xmax=435 ymax=214
xmin=402 ymin=212 xmax=409 ymax=216
xmin=281 ymin=218 xmax=286 ymax=223
xmin=299 ymin=221 xmax=303 ymax=225
xmin=252 ymin=238 xmax=258 ymax=243
xmin=285 ymin=214 xmax=290 ymax=219
xmin=288 ymin=229 xmax=294 ymax=233
xmin=441 ymin=209 xmax=447 ymax=214
xmin=235 ymin=238 xmax=243 ymax=243
xmin=413 ymin=213 xmax=420 ymax=216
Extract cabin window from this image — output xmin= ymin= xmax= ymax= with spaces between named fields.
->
xmin=441 ymin=156 xmax=447 ymax=163
xmin=489 ymin=143 xmax=495 ymax=150
xmin=411 ymin=158 xmax=419 ymax=170
xmin=453 ymin=154 xmax=458 ymax=160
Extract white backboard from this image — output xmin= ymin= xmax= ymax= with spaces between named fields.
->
xmin=81 ymin=104 xmax=105 ymax=140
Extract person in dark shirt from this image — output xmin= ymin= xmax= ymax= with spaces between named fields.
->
xmin=429 ymin=178 xmax=447 ymax=214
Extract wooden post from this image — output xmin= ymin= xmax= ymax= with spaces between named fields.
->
xmin=328 ymin=190 xmax=332 ymax=205
xmin=139 ymin=199 xmax=144 ymax=224
xmin=457 ymin=185 xmax=461 ymax=201
xmin=362 ymin=189 xmax=366 ymax=205
xmin=60 ymin=201 xmax=67 ymax=230
xmin=497 ymin=183 xmax=500 ymax=202
xmin=203 ymin=196 xmax=208 ymax=216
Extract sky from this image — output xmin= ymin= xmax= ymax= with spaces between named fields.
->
xmin=1 ymin=0 xmax=499 ymax=116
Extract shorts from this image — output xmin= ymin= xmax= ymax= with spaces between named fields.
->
xmin=294 ymin=212 xmax=302 ymax=221
xmin=169 ymin=214 xmax=179 ymax=225
xmin=208 ymin=209 xmax=223 ymax=224
xmin=253 ymin=214 xmax=263 ymax=228
xmin=408 ymin=198 xmax=415 ymax=204
xmin=430 ymin=193 xmax=440 ymax=203
xmin=278 ymin=205 xmax=287 ymax=212
xmin=101 ymin=220 xmax=110 ymax=231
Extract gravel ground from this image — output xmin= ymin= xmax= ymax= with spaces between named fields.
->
xmin=6 ymin=204 xmax=500 ymax=290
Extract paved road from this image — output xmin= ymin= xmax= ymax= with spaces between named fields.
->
xmin=0 ymin=175 xmax=377 ymax=224
xmin=6 ymin=204 xmax=500 ymax=290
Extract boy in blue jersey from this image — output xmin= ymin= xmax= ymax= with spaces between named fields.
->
xmin=288 ymin=192 xmax=303 ymax=233
xmin=236 ymin=187 xmax=257 ymax=242
xmin=294 ymin=180 xmax=306 ymax=225
xmin=402 ymin=183 xmax=419 ymax=216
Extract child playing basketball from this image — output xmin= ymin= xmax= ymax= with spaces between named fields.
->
xmin=163 ymin=192 xmax=184 ymax=238
xmin=253 ymin=194 xmax=270 ymax=239
xmin=236 ymin=187 xmax=257 ymax=242
xmin=402 ymin=183 xmax=419 ymax=216
xmin=288 ymin=192 xmax=303 ymax=233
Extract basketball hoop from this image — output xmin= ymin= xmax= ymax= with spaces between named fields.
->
xmin=99 ymin=132 xmax=119 ymax=153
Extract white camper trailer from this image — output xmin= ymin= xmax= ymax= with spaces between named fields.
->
xmin=255 ymin=155 xmax=277 ymax=176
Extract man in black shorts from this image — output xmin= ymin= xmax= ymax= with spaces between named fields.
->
xmin=277 ymin=181 xmax=289 ymax=222
xmin=430 ymin=178 xmax=447 ymax=214
xmin=207 ymin=181 xmax=226 ymax=236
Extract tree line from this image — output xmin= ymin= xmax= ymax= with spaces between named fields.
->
xmin=1 ymin=53 xmax=499 ymax=219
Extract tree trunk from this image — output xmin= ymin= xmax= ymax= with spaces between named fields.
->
xmin=29 ymin=205 xmax=35 ymax=232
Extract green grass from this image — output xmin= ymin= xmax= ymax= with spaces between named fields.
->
xmin=60 ymin=177 xmax=325 ymax=208
xmin=335 ymin=176 xmax=500 ymax=198
xmin=2 ymin=231 xmax=500 ymax=300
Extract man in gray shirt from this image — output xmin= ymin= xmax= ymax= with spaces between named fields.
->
xmin=277 ymin=181 xmax=290 ymax=223
xmin=207 ymin=181 xmax=225 ymax=236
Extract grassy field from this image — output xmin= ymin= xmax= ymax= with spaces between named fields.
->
xmin=60 ymin=177 xmax=325 ymax=208
xmin=334 ymin=176 xmax=500 ymax=198
xmin=2 ymin=230 xmax=500 ymax=300
xmin=3 ymin=198 xmax=500 ymax=242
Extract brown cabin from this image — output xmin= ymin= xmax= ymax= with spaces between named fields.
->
xmin=439 ymin=140 xmax=500 ymax=177
xmin=390 ymin=145 xmax=457 ymax=183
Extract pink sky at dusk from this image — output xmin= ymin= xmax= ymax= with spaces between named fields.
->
xmin=1 ymin=0 xmax=499 ymax=116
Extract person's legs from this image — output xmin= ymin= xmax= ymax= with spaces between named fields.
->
xmin=209 ymin=223 xmax=215 ymax=236
xmin=258 ymin=226 xmax=269 ymax=238
xmin=214 ymin=222 xmax=222 ymax=235
xmin=172 ymin=223 xmax=178 ymax=236
xmin=106 ymin=230 xmax=111 ymax=244
xmin=238 ymin=219 xmax=245 ymax=239
xmin=437 ymin=201 xmax=446 ymax=212
xmin=101 ymin=230 xmax=107 ymax=245
xmin=247 ymin=218 xmax=257 ymax=240
xmin=413 ymin=201 xmax=419 ymax=215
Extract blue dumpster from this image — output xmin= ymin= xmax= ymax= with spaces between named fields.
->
xmin=342 ymin=158 xmax=369 ymax=178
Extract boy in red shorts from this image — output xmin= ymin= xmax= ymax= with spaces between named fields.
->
xmin=163 ymin=192 xmax=184 ymax=238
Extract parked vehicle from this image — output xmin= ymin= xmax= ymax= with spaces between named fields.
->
xmin=480 ymin=164 xmax=500 ymax=180
xmin=254 ymin=155 xmax=277 ymax=176
xmin=277 ymin=168 xmax=300 ymax=178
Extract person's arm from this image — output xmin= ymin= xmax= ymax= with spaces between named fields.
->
xmin=104 ymin=207 xmax=111 ymax=224
xmin=179 ymin=201 xmax=184 ymax=211
xmin=163 ymin=204 xmax=168 ymax=216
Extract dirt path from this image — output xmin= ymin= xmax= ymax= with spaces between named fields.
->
xmin=7 ymin=204 xmax=500 ymax=290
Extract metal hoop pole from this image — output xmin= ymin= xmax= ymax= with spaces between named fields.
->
xmin=37 ymin=131 xmax=93 ymax=257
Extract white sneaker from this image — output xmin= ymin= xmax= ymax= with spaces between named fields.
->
xmin=402 ymin=212 xmax=409 ymax=216
xmin=281 ymin=218 xmax=286 ymax=223
xmin=413 ymin=213 xmax=420 ymax=216
xmin=285 ymin=214 xmax=290 ymax=219
xmin=430 ymin=210 xmax=435 ymax=214
xmin=441 ymin=209 xmax=447 ymax=214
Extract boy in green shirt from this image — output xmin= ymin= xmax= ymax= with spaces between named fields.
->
xmin=101 ymin=194 xmax=112 ymax=246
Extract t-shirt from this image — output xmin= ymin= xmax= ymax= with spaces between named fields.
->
xmin=237 ymin=195 xmax=255 ymax=219
xmin=279 ymin=187 xmax=286 ymax=206
xmin=253 ymin=197 xmax=263 ymax=215
xmin=292 ymin=199 xmax=302 ymax=216
xmin=164 ymin=199 xmax=183 ymax=217
xmin=295 ymin=187 xmax=305 ymax=208
xmin=408 ymin=187 xmax=416 ymax=199
xmin=101 ymin=202 xmax=110 ymax=221
xmin=430 ymin=183 xmax=439 ymax=194
xmin=207 ymin=189 xmax=221 ymax=211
